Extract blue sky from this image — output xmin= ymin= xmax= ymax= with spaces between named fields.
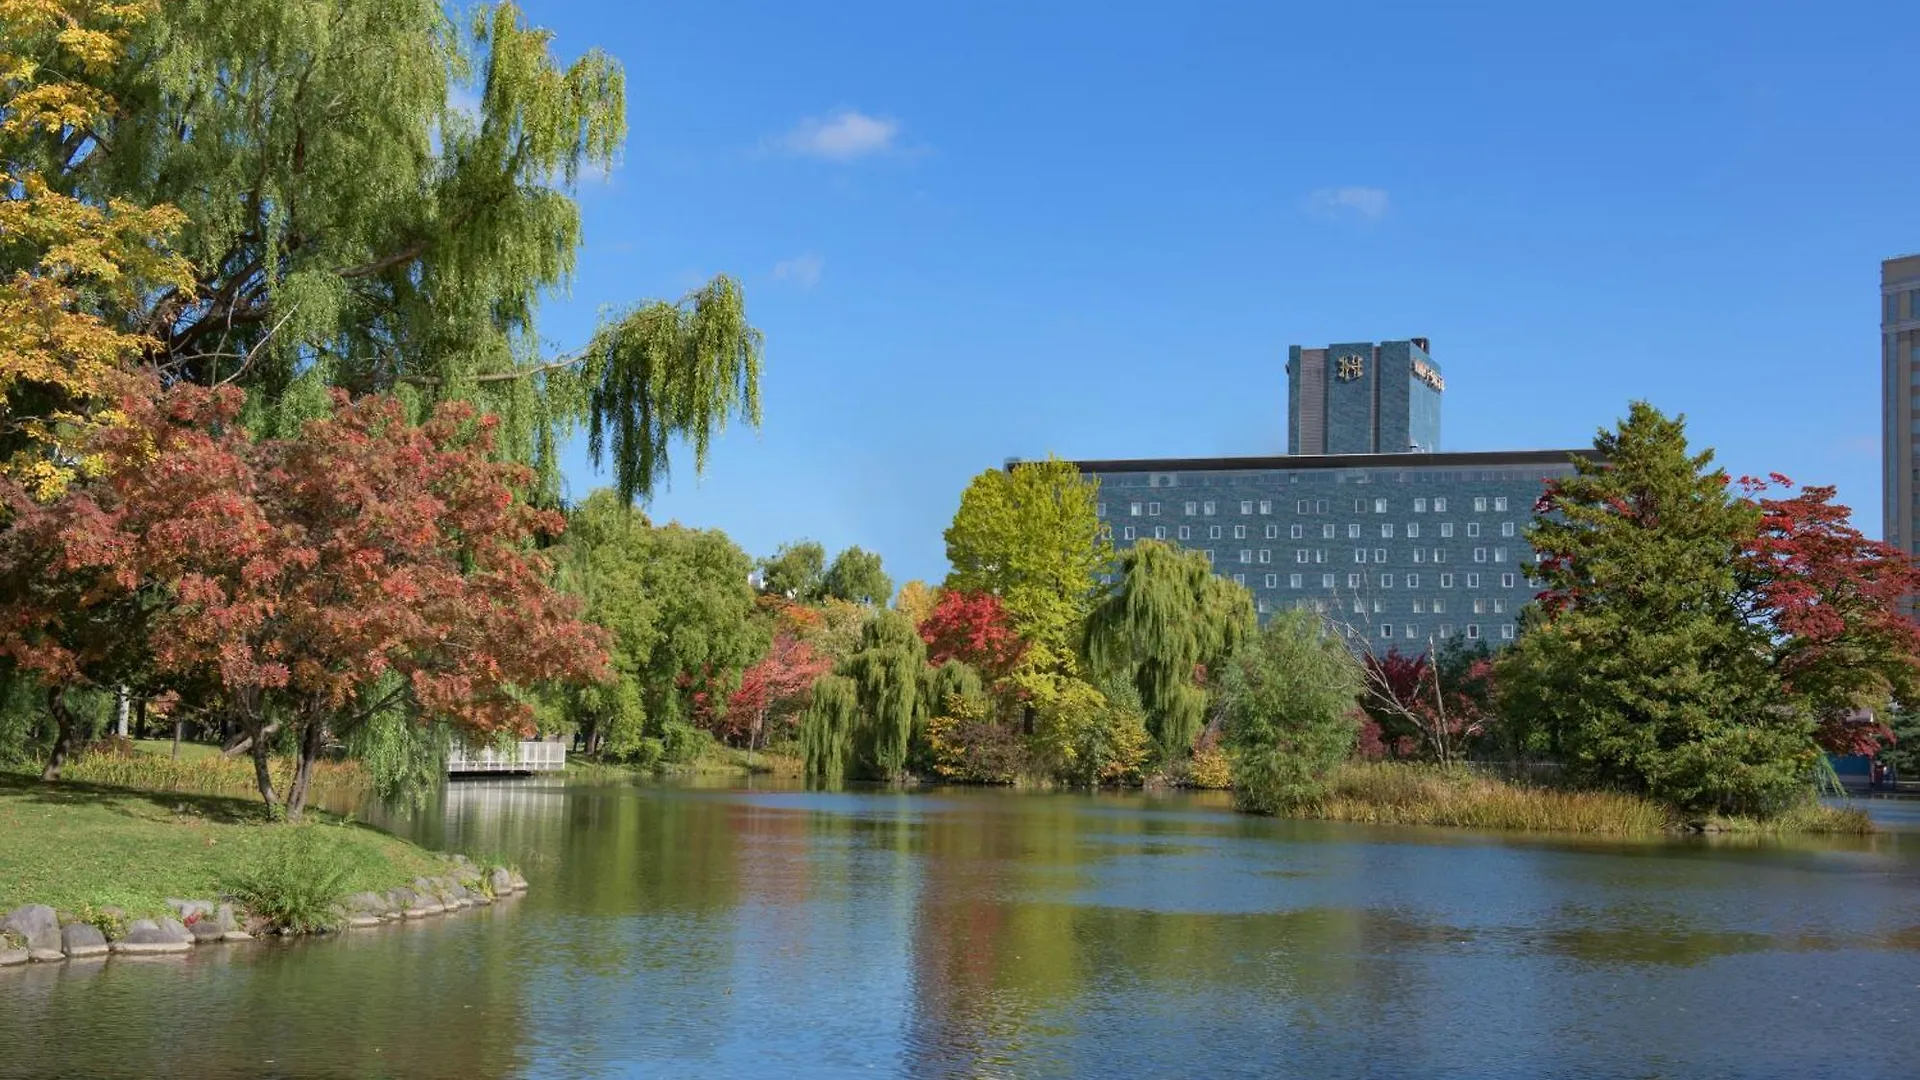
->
xmin=530 ymin=0 xmax=1911 ymax=588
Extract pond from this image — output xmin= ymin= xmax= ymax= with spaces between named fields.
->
xmin=4 ymin=778 xmax=1920 ymax=1079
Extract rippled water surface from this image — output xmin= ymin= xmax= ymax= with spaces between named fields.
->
xmin=5 ymin=779 xmax=1920 ymax=1079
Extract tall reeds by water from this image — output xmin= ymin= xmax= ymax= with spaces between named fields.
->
xmin=61 ymin=747 xmax=371 ymax=808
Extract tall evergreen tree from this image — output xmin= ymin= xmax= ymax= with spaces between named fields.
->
xmin=1499 ymin=403 xmax=1814 ymax=816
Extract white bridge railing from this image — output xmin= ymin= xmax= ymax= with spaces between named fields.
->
xmin=446 ymin=740 xmax=566 ymax=775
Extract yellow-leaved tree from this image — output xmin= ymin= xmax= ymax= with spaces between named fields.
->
xmin=0 ymin=0 xmax=190 ymax=500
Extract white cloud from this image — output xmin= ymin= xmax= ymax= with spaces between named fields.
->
xmin=1305 ymin=186 xmax=1391 ymax=221
xmin=772 ymin=253 xmax=824 ymax=289
xmin=774 ymin=109 xmax=900 ymax=161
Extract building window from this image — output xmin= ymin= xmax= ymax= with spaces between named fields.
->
xmin=1501 ymin=624 xmax=1515 ymax=641
xmin=1467 ymin=624 xmax=1481 ymax=640
xmin=1502 ymin=522 xmax=1516 ymax=537
xmin=1123 ymin=526 xmax=1135 ymax=540
xmin=1466 ymin=573 xmax=1480 ymax=588
xmin=1210 ymin=526 xmax=1222 ymax=539
xmin=1203 ymin=501 xmax=1216 ymax=516
xmin=1374 ymin=548 xmax=1387 ymax=563
xmin=1372 ymin=599 xmax=1384 ymax=614
xmin=1414 ymin=498 xmax=1428 ymax=513
xmin=1474 ymin=497 xmax=1488 ymax=512
xmin=1439 ymin=624 xmax=1453 ymax=637
xmin=1234 ymin=573 xmax=1246 ymax=585
xmin=1234 ymin=525 xmax=1247 ymax=539
xmin=1288 ymin=573 xmax=1302 ymax=588
xmin=1297 ymin=550 xmax=1310 ymax=564
xmin=1381 ymin=524 xmax=1395 ymax=538
xmin=1413 ymin=599 xmax=1426 ymax=614
xmin=1240 ymin=550 xmax=1253 ymax=564
xmin=1097 ymin=503 xmax=1107 ymax=517
xmin=1381 ymin=574 xmax=1394 ymax=588
xmin=1473 ymin=599 xmax=1487 ymax=614
xmin=1314 ymin=549 xmax=1327 ymax=563
xmin=1474 ymin=547 xmax=1487 ymax=563
xmin=1148 ymin=502 xmax=1160 ymax=516
xmin=1407 ymin=523 xmax=1420 ymax=538
xmin=1267 ymin=573 xmax=1280 ymax=588
xmin=1265 ymin=524 xmax=1279 ymax=539
xmin=1322 ymin=524 xmax=1336 ymax=539
xmin=1354 ymin=549 xmax=1367 ymax=563
xmin=1352 ymin=598 xmax=1366 ymax=614
xmin=1494 ymin=497 xmax=1509 ymax=512
xmin=1353 ymin=499 xmax=1366 ymax=513
xmin=1441 ymin=573 xmax=1454 ymax=588
xmin=1322 ymin=573 xmax=1335 ymax=588
xmin=1348 ymin=524 xmax=1361 ymax=539
xmin=1347 ymin=573 xmax=1360 ymax=588
xmin=1432 ymin=598 xmax=1445 ymax=613
xmin=1413 ymin=549 xmax=1426 ymax=563
xmin=1494 ymin=547 xmax=1508 ymax=563
xmin=1434 ymin=497 xmax=1447 ymax=512
xmin=1297 ymin=499 xmax=1310 ymax=514
xmin=1179 ymin=525 xmax=1191 ymax=540
xmin=1440 ymin=523 xmax=1454 ymax=538
xmin=1406 ymin=573 xmax=1419 ymax=588
xmin=1290 ymin=524 xmax=1304 ymax=539
xmin=1153 ymin=526 xmax=1166 ymax=539
xmin=1260 ymin=500 xmax=1273 ymax=515
xmin=1405 ymin=624 xmax=1417 ymax=639
xmin=1130 ymin=502 xmax=1142 ymax=516
xmin=1502 ymin=573 xmax=1516 ymax=588
xmin=1467 ymin=523 xmax=1481 ymax=538
xmin=1203 ymin=550 xmax=1213 ymax=563
xmin=1241 ymin=500 xmax=1254 ymax=515
xmin=1258 ymin=599 xmax=1271 ymax=614
xmin=1259 ymin=549 xmax=1273 ymax=563
xmin=1374 ymin=498 xmax=1388 ymax=514
xmin=1380 ymin=624 xmax=1395 ymax=639
xmin=1433 ymin=549 xmax=1446 ymax=563
xmin=1316 ymin=499 xmax=1329 ymax=514
xmin=1184 ymin=501 xmax=1198 ymax=516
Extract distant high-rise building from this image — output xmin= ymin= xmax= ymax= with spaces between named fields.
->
xmin=1287 ymin=339 xmax=1444 ymax=455
xmin=1885 ymin=257 xmax=1920 ymax=559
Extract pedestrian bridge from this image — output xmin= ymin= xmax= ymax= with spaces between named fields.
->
xmin=447 ymin=740 xmax=566 ymax=775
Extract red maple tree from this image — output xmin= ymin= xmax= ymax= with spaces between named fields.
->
xmin=717 ymin=630 xmax=832 ymax=748
xmin=1738 ymin=475 xmax=1920 ymax=755
xmin=918 ymin=590 xmax=1027 ymax=684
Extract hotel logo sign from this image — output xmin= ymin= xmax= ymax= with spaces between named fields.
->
xmin=1335 ymin=354 xmax=1366 ymax=381
xmin=1412 ymin=358 xmax=1446 ymax=392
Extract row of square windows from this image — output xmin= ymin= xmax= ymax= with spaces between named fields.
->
xmin=1121 ymin=521 xmax=1518 ymax=541
xmin=1125 ymin=538 xmax=1520 ymax=567
xmin=1233 ymin=571 xmax=1527 ymax=593
xmin=1106 ymin=496 xmax=1513 ymax=517
xmin=1261 ymin=609 xmax=1517 ymax=643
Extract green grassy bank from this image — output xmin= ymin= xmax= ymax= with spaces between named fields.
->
xmin=0 ymin=772 xmax=452 ymax=920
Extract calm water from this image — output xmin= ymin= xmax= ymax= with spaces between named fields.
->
xmin=5 ymin=779 xmax=1920 ymax=1079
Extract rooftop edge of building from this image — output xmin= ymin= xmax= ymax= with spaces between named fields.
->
xmin=1011 ymin=448 xmax=1601 ymax=474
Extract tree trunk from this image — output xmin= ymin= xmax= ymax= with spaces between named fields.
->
xmin=250 ymin=728 xmax=279 ymax=813
xmin=284 ymin=717 xmax=324 ymax=823
xmin=223 ymin=719 xmax=281 ymax=758
xmin=113 ymin=686 xmax=130 ymax=738
xmin=135 ymin=696 xmax=149 ymax=741
xmin=172 ymin=719 xmax=182 ymax=760
xmin=41 ymin=687 xmax=75 ymax=781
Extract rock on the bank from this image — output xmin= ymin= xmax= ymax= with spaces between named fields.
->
xmin=167 ymin=899 xmax=213 ymax=921
xmin=60 ymin=923 xmax=109 ymax=958
xmin=488 ymin=867 xmax=513 ymax=895
xmin=0 ymin=948 xmax=27 ymax=966
xmin=3 ymin=905 xmax=61 ymax=954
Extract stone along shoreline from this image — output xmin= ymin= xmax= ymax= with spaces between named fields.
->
xmin=0 ymin=863 xmax=530 ymax=967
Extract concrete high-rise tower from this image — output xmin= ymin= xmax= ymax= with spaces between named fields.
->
xmin=1286 ymin=339 xmax=1444 ymax=455
xmin=1884 ymin=257 xmax=1920 ymax=558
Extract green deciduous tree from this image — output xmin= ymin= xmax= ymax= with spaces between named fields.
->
xmin=558 ymin=491 xmax=762 ymax=760
xmin=759 ymin=540 xmax=826 ymax=601
xmin=1499 ymin=403 xmax=1812 ymax=817
xmin=1084 ymin=540 xmax=1255 ymax=762
xmin=9 ymin=0 xmax=760 ymax=502
xmin=1220 ymin=610 xmax=1365 ymax=814
xmin=943 ymin=457 xmax=1110 ymax=673
xmin=822 ymin=545 xmax=892 ymax=607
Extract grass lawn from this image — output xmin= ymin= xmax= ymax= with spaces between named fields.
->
xmin=129 ymin=737 xmax=222 ymax=762
xmin=0 ymin=771 xmax=452 ymax=918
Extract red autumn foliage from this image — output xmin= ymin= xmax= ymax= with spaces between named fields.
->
xmin=0 ymin=384 xmax=610 ymax=815
xmin=1359 ymin=647 xmax=1495 ymax=764
xmin=715 ymin=630 xmax=832 ymax=747
xmin=918 ymin=590 xmax=1027 ymax=683
xmin=1738 ymin=476 xmax=1920 ymax=755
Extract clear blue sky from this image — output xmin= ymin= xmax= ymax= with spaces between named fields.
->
xmin=530 ymin=0 xmax=1910 ymax=588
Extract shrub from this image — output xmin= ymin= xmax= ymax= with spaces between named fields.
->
xmin=222 ymin=826 xmax=355 ymax=933
xmin=1219 ymin=610 xmax=1364 ymax=814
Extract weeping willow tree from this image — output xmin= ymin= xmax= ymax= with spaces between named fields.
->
xmin=799 ymin=610 xmax=967 ymax=785
xmin=1084 ymin=540 xmax=1257 ymax=762
xmin=3 ymin=0 xmax=760 ymax=502
xmin=801 ymin=675 xmax=858 ymax=785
